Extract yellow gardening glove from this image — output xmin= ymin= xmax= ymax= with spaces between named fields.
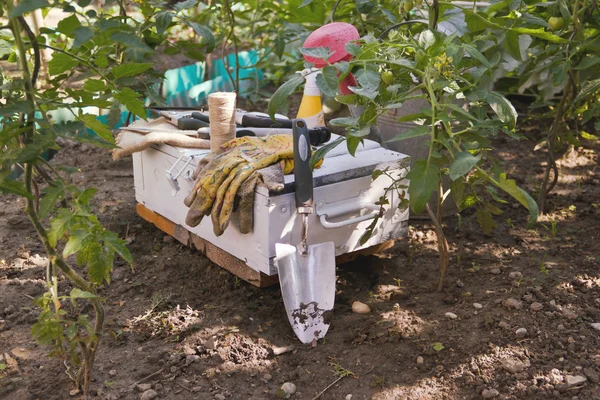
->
xmin=184 ymin=135 xmax=294 ymax=233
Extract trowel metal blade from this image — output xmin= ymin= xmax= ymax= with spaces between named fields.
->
xmin=275 ymin=242 xmax=336 ymax=344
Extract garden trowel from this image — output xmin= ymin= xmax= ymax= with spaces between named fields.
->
xmin=275 ymin=119 xmax=336 ymax=344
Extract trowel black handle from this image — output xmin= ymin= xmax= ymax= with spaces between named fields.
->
xmin=293 ymin=119 xmax=313 ymax=208
xmin=177 ymin=117 xmax=209 ymax=130
xmin=240 ymin=114 xmax=293 ymax=129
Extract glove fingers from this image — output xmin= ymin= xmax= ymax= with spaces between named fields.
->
xmin=198 ymin=157 xmax=247 ymax=210
xmin=237 ymin=172 xmax=260 ymax=234
xmin=210 ymin=168 xmax=239 ymax=236
xmin=256 ymin=163 xmax=285 ymax=192
xmin=185 ymin=191 xmax=207 ymax=227
xmin=217 ymin=154 xmax=280 ymax=234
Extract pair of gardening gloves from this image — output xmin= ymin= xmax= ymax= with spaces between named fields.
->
xmin=184 ymin=135 xmax=320 ymax=236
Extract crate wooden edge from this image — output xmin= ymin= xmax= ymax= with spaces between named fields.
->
xmin=136 ymin=203 xmax=394 ymax=287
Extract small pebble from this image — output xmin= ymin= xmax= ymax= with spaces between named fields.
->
xmin=482 ymin=388 xmax=500 ymax=398
xmin=445 ymin=312 xmax=458 ymax=320
xmin=565 ymin=375 xmax=587 ymax=387
xmin=137 ymin=383 xmax=152 ymax=392
xmin=499 ymin=321 xmax=509 ymax=329
xmin=140 ymin=389 xmax=158 ymax=400
xmin=345 ymin=395 xmax=353 ymax=400
xmin=490 ymin=268 xmax=501 ymax=275
xmin=352 ymin=301 xmax=371 ymax=314
xmin=280 ymin=382 xmax=297 ymax=397
xmin=503 ymin=298 xmax=523 ymax=310
xmin=473 ymin=303 xmax=483 ymax=309
xmin=416 ymin=356 xmax=424 ymax=364
xmin=516 ymin=328 xmax=528 ymax=338
xmin=263 ymin=373 xmax=273 ymax=381
xmin=557 ymin=324 xmax=565 ymax=331
xmin=163 ymin=235 xmax=174 ymax=244
xmin=215 ymin=394 xmax=226 ymax=400
xmin=109 ymin=369 xmax=117 ymax=377
xmin=530 ymin=302 xmax=544 ymax=311
xmin=508 ymin=271 xmax=523 ymax=279
xmin=455 ymin=280 xmax=464 ymax=288
xmin=590 ymin=323 xmax=600 ymax=331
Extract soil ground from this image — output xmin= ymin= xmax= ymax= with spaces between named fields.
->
xmin=1 ymin=113 xmax=599 ymax=400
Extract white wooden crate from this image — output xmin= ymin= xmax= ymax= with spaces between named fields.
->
xmin=132 ymin=134 xmax=410 ymax=275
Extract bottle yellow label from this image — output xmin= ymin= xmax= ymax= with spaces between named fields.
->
xmin=297 ymin=95 xmax=323 ymax=128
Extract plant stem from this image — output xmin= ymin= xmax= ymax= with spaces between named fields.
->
xmin=426 ymin=203 xmax=449 ymax=291
xmin=538 ymin=77 xmax=569 ymax=214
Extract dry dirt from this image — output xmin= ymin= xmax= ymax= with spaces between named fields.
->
xmin=0 ymin=118 xmax=599 ymax=400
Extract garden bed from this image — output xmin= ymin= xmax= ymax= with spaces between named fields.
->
xmin=1 ymin=116 xmax=599 ymax=400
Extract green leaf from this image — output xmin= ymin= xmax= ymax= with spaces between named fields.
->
xmin=16 ymin=133 xmax=56 ymax=163
xmin=299 ymin=0 xmax=314 ymax=7
xmin=333 ymin=61 xmax=350 ymax=74
xmin=335 ymin=94 xmax=358 ymax=105
xmin=386 ymin=125 xmax=430 ymax=142
xmin=56 ymin=14 xmax=81 ymax=36
xmin=329 ymin=116 xmax=358 ymax=127
xmin=187 ymin=22 xmax=216 ymax=53
xmin=418 ymin=30 xmax=436 ymax=50
xmin=112 ymin=63 xmax=153 ymax=79
xmin=0 ymin=101 xmax=34 ymax=117
xmin=521 ymin=13 xmax=550 ymax=28
xmin=81 ymin=114 xmax=114 ymax=142
xmin=310 ymin=137 xmax=344 ymax=169
xmin=299 ymin=46 xmax=332 ymax=61
xmin=483 ymin=172 xmax=538 ymax=227
xmin=73 ymin=27 xmax=94 ymax=48
xmin=104 ymin=232 xmax=133 ymax=265
xmin=155 ymin=11 xmax=173 ymax=36
xmin=463 ymin=44 xmax=491 ymax=70
xmin=354 ymin=68 xmax=380 ymax=90
xmin=445 ymin=103 xmax=476 ymax=122
xmin=346 ymin=135 xmax=362 ymax=156
xmin=345 ymin=43 xmax=361 ymax=57
xmin=48 ymin=210 xmax=73 ymax=247
xmin=504 ymin=31 xmax=521 ymax=61
xmin=316 ymin=66 xmax=338 ymax=96
xmin=48 ymin=53 xmax=79 ymax=76
xmin=173 ymin=0 xmax=197 ymax=11
xmin=455 ymin=5 xmax=568 ymax=43
xmin=268 ymin=73 xmax=304 ymax=119
xmin=432 ymin=342 xmax=445 ymax=351
xmin=574 ymin=79 xmax=600 ymax=103
xmin=0 ymin=363 xmax=6 ymax=370
xmin=575 ymin=56 xmax=600 ymax=71
xmin=38 ymin=184 xmax=64 ymax=219
xmin=114 ymin=88 xmax=147 ymax=120
xmin=110 ymin=32 xmax=154 ymax=54
xmin=355 ymin=0 xmax=375 ymax=13
xmin=83 ymin=79 xmax=107 ymax=92
xmin=0 ymin=40 xmax=12 ymax=58
xmin=63 ymin=232 xmax=87 ymax=258
xmin=86 ymin=243 xmax=114 ymax=284
xmin=486 ymin=92 xmax=517 ymax=130
xmin=406 ymin=160 xmax=439 ymax=214
xmin=0 ymin=180 xmax=33 ymax=199
xmin=275 ymin=31 xmax=285 ymax=59
xmin=449 ymin=152 xmax=481 ymax=181
xmin=464 ymin=10 xmax=489 ymax=32
xmin=9 ymin=0 xmax=49 ymax=17
xmin=69 ymin=288 xmax=99 ymax=300
xmin=476 ymin=208 xmax=496 ymax=235
xmin=450 ymin=178 xmax=466 ymax=210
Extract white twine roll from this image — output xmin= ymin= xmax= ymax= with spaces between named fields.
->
xmin=208 ymin=92 xmax=237 ymax=151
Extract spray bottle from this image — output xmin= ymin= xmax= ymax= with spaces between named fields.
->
xmin=296 ymin=68 xmax=325 ymax=128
